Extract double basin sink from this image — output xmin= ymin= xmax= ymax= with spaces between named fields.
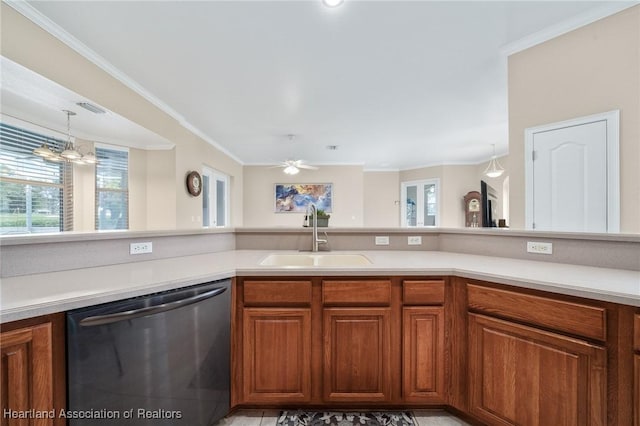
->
xmin=260 ymin=253 xmax=371 ymax=267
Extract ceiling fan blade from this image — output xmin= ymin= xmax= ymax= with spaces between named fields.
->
xmin=297 ymin=164 xmax=318 ymax=170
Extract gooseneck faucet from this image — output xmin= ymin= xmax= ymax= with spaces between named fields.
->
xmin=305 ymin=203 xmax=328 ymax=252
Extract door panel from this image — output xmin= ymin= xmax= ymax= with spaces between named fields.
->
xmin=402 ymin=307 xmax=445 ymax=403
xmin=526 ymin=118 xmax=617 ymax=232
xmin=469 ymin=313 xmax=606 ymax=426
xmin=242 ymin=308 xmax=311 ymax=403
xmin=323 ymin=308 xmax=391 ymax=402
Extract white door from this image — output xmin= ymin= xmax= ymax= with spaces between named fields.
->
xmin=525 ymin=111 xmax=619 ymax=233
xmin=401 ymin=179 xmax=440 ymax=227
xmin=202 ymin=167 xmax=230 ymax=227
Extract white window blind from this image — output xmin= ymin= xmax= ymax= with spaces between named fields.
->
xmin=0 ymin=122 xmax=73 ymax=234
xmin=95 ymin=146 xmax=128 ymax=230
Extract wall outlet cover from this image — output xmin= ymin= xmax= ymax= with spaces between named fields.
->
xmin=130 ymin=242 xmax=153 ymax=255
xmin=375 ymin=236 xmax=390 ymax=245
xmin=526 ymin=241 xmax=553 ymax=255
xmin=408 ymin=236 xmax=422 ymax=245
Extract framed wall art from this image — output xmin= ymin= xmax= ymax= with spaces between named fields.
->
xmin=274 ymin=183 xmax=333 ymax=213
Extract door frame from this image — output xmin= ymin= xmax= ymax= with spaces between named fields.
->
xmin=524 ymin=110 xmax=620 ymax=232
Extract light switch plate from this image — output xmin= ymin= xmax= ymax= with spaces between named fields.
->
xmin=130 ymin=242 xmax=153 ymax=255
xmin=375 ymin=236 xmax=390 ymax=246
xmin=527 ymin=241 xmax=552 ymax=255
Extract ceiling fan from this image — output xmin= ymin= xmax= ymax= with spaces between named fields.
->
xmin=272 ymin=159 xmax=318 ymax=175
xmin=271 ymin=134 xmax=319 ymax=175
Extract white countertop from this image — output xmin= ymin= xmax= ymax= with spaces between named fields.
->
xmin=1 ymin=250 xmax=639 ymax=323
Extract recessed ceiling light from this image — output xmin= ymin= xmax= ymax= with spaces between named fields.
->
xmin=322 ymin=0 xmax=344 ymax=8
xmin=326 ymin=145 xmax=338 ymax=150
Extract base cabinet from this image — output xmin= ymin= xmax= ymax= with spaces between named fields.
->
xmin=635 ymin=354 xmax=640 ymax=426
xmin=469 ymin=313 xmax=606 ymax=426
xmin=323 ymin=308 xmax=391 ymax=402
xmin=402 ymin=307 xmax=445 ymax=403
xmin=634 ymin=313 xmax=640 ymax=426
xmin=1 ymin=314 xmax=65 ymax=426
xmin=242 ymin=308 xmax=311 ymax=403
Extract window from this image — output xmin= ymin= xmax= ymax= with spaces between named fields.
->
xmin=0 ymin=122 xmax=72 ymax=234
xmin=202 ymin=166 xmax=229 ymax=227
xmin=401 ymin=179 xmax=440 ymax=227
xmin=95 ymin=146 xmax=128 ymax=230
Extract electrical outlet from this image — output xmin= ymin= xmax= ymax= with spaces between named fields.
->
xmin=130 ymin=242 xmax=153 ymax=255
xmin=375 ymin=236 xmax=390 ymax=246
xmin=527 ymin=241 xmax=552 ymax=255
xmin=408 ymin=236 xmax=422 ymax=245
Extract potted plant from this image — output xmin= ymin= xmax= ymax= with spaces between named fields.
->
xmin=304 ymin=209 xmax=330 ymax=227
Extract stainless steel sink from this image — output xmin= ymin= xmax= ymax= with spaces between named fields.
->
xmin=259 ymin=253 xmax=372 ymax=267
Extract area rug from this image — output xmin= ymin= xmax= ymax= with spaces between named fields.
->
xmin=276 ymin=411 xmax=416 ymax=426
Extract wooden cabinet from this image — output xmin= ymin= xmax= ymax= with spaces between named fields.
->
xmin=402 ymin=280 xmax=446 ymax=403
xmin=469 ymin=313 xmax=606 ymax=426
xmin=239 ymin=280 xmax=313 ymax=404
xmin=323 ymin=308 xmax=391 ymax=402
xmin=233 ymin=274 xmax=634 ymax=425
xmin=402 ymin=307 xmax=444 ymax=403
xmin=1 ymin=314 xmax=65 ymax=426
xmin=322 ymin=279 xmax=393 ymax=403
xmin=635 ymin=314 xmax=640 ymax=426
xmin=242 ymin=308 xmax=311 ymax=403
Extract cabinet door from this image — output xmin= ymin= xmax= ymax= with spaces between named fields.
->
xmin=635 ymin=354 xmax=640 ymax=426
xmin=323 ymin=308 xmax=391 ymax=402
xmin=1 ymin=323 xmax=54 ymax=425
xmin=242 ymin=308 xmax=311 ymax=403
xmin=469 ymin=313 xmax=606 ymax=426
xmin=402 ymin=307 xmax=445 ymax=403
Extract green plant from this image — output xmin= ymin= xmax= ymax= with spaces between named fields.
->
xmin=316 ymin=209 xmax=330 ymax=218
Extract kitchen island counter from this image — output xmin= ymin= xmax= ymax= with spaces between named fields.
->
xmin=2 ymin=250 xmax=639 ymax=323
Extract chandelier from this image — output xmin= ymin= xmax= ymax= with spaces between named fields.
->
xmin=33 ymin=110 xmax=97 ymax=165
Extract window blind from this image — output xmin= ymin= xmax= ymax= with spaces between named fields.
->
xmin=95 ymin=146 xmax=129 ymax=230
xmin=0 ymin=122 xmax=73 ymax=233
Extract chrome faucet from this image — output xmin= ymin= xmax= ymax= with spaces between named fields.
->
xmin=305 ymin=203 xmax=328 ymax=252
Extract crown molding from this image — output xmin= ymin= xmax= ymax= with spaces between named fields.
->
xmin=4 ymin=0 xmax=244 ymax=165
xmin=500 ymin=2 xmax=639 ymax=57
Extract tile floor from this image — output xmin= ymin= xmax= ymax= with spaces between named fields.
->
xmin=216 ymin=409 xmax=471 ymax=425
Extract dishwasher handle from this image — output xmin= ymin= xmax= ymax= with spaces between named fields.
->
xmin=79 ymin=287 xmax=227 ymax=327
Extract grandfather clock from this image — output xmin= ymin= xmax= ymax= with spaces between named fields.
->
xmin=463 ymin=191 xmax=482 ymax=227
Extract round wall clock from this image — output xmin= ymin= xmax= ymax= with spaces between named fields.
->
xmin=186 ymin=171 xmax=202 ymax=197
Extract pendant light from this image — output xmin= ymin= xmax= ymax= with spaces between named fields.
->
xmin=484 ymin=144 xmax=505 ymax=178
xmin=33 ymin=110 xmax=97 ymax=165
xmin=59 ymin=110 xmax=82 ymax=161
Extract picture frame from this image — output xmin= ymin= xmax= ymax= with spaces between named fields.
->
xmin=274 ymin=183 xmax=333 ymax=213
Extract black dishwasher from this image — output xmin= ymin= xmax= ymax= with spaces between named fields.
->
xmin=66 ymin=279 xmax=230 ymax=425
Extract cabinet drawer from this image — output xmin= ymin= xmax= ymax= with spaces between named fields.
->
xmin=468 ymin=284 xmax=606 ymax=341
xmin=244 ymin=280 xmax=312 ymax=306
xmin=403 ymin=280 xmax=445 ymax=305
xmin=322 ymin=280 xmax=391 ymax=306
xmin=635 ymin=314 xmax=640 ymax=352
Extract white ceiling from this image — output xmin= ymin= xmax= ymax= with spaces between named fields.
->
xmin=13 ymin=0 xmax=637 ymax=170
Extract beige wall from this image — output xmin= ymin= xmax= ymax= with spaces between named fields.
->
xmin=146 ymin=149 xmax=177 ymax=230
xmin=72 ymin=140 xmax=96 ymax=232
xmin=1 ymin=4 xmax=243 ymax=230
xmin=243 ymin=166 xmax=364 ymax=227
xmin=508 ymin=5 xmax=640 ymax=232
xmin=363 ymin=171 xmax=400 ymax=227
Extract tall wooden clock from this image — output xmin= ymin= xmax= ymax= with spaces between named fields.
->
xmin=463 ymin=191 xmax=482 ymax=227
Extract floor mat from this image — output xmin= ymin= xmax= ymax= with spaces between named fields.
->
xmin=276 ymin=411 xmax=416 ymax=426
